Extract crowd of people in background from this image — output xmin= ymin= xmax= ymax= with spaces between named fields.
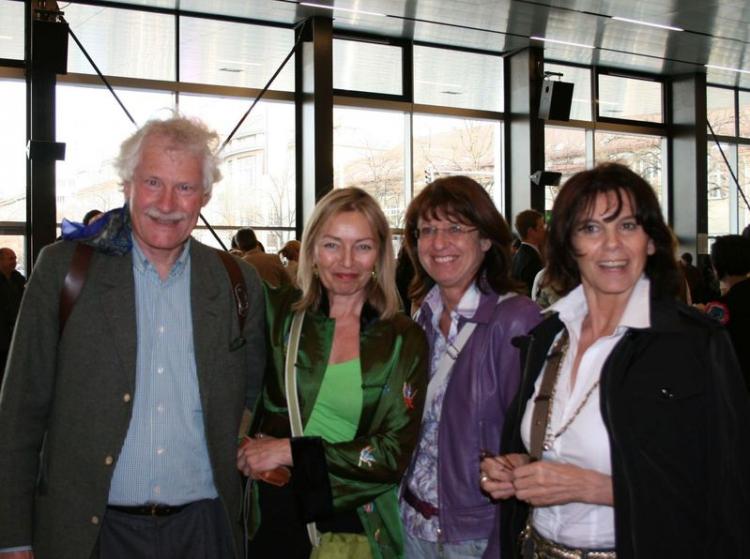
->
xmin=0 ymin=115 xmax=749 ymax=559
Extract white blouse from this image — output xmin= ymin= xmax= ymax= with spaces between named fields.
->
xmin=520 ymin=276 xmax=651 ymax=549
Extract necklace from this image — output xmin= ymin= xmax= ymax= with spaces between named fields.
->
xmin=541 ymin=334 xmax=601 ymax=452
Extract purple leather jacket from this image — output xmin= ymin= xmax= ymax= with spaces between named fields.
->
xmin=406 ymin=288 xmax=541 ymax=549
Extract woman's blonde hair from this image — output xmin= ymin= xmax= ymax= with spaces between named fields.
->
xmin=294 ymin=187 xmax=400 ymax=319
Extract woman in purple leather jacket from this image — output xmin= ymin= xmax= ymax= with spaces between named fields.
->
xmin=399 ymin=176 xmax=541 ymax=558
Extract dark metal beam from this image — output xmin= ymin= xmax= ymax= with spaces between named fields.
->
xmin=28 ymin=16 xmax=67 ymax=268
xmin=295 ymin=16 xmax=334 ymax=235
xmin=670 ymin=72 xmax=708 ymax=262
xmin=504 ymin=46 xmax=545 ymax=220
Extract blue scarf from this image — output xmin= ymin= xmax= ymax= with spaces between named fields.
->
xmin=60 ymin=205 xmax=133 ymax=256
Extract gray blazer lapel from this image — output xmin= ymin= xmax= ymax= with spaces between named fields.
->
xmin=99 ymin=252 xmax=138 ymax=389
xmin=190 ymin=242 xmax=222 ymax=412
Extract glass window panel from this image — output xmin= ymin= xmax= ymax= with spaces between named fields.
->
xmin=544 ymin=126 xmax=587 ymax=211
xmin=707 ymin=142 xmax=734 ymax=237
xmin=333 ymin=39 xmax=402 ymax=96
xmin=0 ymin=0 xmax=24 ymax=59
xmin=738 ymin=145 xmax=750 ymax=234
xmin=595 ymin=132 xmax=665 ymax=205
xmin=739 ymin=91 xmax=750 ymax=138
xmin=64 ymin=4 xmax=175 ymax=80
xmin=0 ymin=79 xmax=26 ymax=222
xmin=179 ymin=94 xmax=296 ymax=231
xmin=414 ymin=46 xmax=502 ymax=112
xmin=544 ymin=64 xmax=591 ymax=121
xmin=333 ymin=107 xmax=406 ymax=227
xmin=597 ymin=74 xmax=663 ymax=123
xmin=0 ymin=235 xmax=26 ymax=278
xmin=56 ymin=84 xmax=174 ymax=223
xmin=412 ymin=114 xmax=502 ymax=205
xmin=707 ymin=86 xmax=736 ymax=136
xmin=180 ymin=18 xmax=294 ymax=91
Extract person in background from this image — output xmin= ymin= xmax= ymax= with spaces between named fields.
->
xmin=400 ymin=176 xmax=540 ymax=559
xmin=0 ymin=247 xmax=25 ymax=385
xmin=279 ymin=239 xmax=301 ymax=287
xmin=0 ymin=116 xmax=266 ymax=559
xmin=238 ymin=187 xmax=428 ymax=559
xmin=530 ymin=268 xmax=560 ymax=309
xmin=235 ymin=227 xmax=291 ymax=288
xmin=482 ymin=162 xmax=750 ymax=558
xmin=82 ymin=209 xmax=104 ymax=226
xmin=395 ymin=245 xmax=416 ymax=314
xmin=510 ymin=235 xmax=521 ymax=259
xmin=703 ymin=234 xmax=750 ymax=389
xmin=680 ymin=251 xmax=707 ymax=304
xmin=511 ymin=209 xmax=546 ymax=296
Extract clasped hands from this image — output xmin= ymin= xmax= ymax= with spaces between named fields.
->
xmin=237 ymin=434 xmax=293 ymax=485
xmin=479 ymin=453 xmax=613 ymax=507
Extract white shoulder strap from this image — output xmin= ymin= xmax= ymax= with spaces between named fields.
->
xmin=284 ymin=310 xmax=306 ymax=437
xmin=422 ymin=292 xmax=516 ymax=420
xmin=283 ymin=310 xmax=320 ymax=547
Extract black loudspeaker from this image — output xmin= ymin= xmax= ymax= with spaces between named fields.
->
xmin=32 ymin=20 xmax=69 ymax=74
xmin=539 ymin=80 xmax=574 ymax=121
xmin=530 ymin=170 xmax=562 ymax=187
xmin=27 ymin=140 xmax=67 ymax=161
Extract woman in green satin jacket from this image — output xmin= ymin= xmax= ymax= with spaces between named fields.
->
xmin=237 ymin=187 xmax=428 ymax=559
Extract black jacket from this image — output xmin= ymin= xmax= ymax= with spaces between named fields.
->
xmin=511 ymin=244 xmax=543 ymax=297
xmin=0 ymin=269 xmax=25 ymax=353
xmin=500 ymin=296 xmax=750 ymax=558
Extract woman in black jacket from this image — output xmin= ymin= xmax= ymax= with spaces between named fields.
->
xmin=480 ymin=163 xmax=750 ymax=558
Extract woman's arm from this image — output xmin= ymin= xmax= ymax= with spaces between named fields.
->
xmin=480 ymin=454 xmax=613 ymax=506
xmin=511 ymin=460 xmax=613 ymax=507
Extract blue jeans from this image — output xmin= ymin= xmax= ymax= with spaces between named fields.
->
xmin=404 ymin=532 xmax=488 ymax=559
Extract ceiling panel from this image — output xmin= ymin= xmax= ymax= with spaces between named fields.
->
xmin=61 ymin=0 xmax=750 ymax=88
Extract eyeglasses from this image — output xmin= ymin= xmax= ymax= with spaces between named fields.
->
xmin=414 ymin=224 xmax=477 ymax=240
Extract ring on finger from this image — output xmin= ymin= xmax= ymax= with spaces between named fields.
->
xmin=480 ymin=473 xmax=490 ymax=484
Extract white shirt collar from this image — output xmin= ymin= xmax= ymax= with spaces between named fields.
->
xmin=423 ymin=281 xmax=482 ymax=322
xmin=550 ymin=275 xmax=652 ymax=334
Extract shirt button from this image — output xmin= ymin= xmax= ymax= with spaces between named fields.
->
xmin=157 ymin=447 xmax=166 ymax=455
xmin=123 ymin=393 xmax=131 ymax=403
xmin=104 ymin=455 xmax=113 ymax=466
xmin=157 ymin=367 xmax=164 ymax=375
xmin=153 ymin=486 xmax=161 ymax=495
xmin=91 ymin=516 xmax=100 ymax=525
xmin=157 ymin=404 xmax=165 ymax=413
xmin=158 ymin=326 xmax=165 ymax=334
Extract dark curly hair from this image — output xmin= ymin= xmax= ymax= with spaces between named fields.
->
xmin=404 ymin=175 xmax=520 ymax=303
xmin=545 ymin=162 xmax=680 ymax=299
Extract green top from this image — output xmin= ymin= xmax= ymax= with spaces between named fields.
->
xmin=304 ymin=358 xmax=363 ymax=443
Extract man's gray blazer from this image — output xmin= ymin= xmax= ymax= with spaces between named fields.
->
xmin=0 ymin=238 xmax=265 ymax=559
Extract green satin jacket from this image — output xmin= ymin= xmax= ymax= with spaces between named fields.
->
xmin=249 ymin=285 xmax=428 ymax=558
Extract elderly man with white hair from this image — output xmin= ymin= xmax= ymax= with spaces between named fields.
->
xmin=0 ymin=116 xmax=266 ymax=559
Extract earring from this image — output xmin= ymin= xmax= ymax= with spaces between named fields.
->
xmin=371 ymin=269 xmax=377 ymax=281
xmin=312 ymin=264 xmax=319 ymax=278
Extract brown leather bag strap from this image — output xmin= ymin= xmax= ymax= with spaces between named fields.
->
xmin=528 ymin=329 xmax=569 ymax=461
xmin=215 ymin=249 xmax=249 ymax=333
xmin=59 ymin=243 xmax=95 ymax=337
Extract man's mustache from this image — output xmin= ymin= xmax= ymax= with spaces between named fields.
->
xmin=144 ymin=207 xmax=189 ymax=221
